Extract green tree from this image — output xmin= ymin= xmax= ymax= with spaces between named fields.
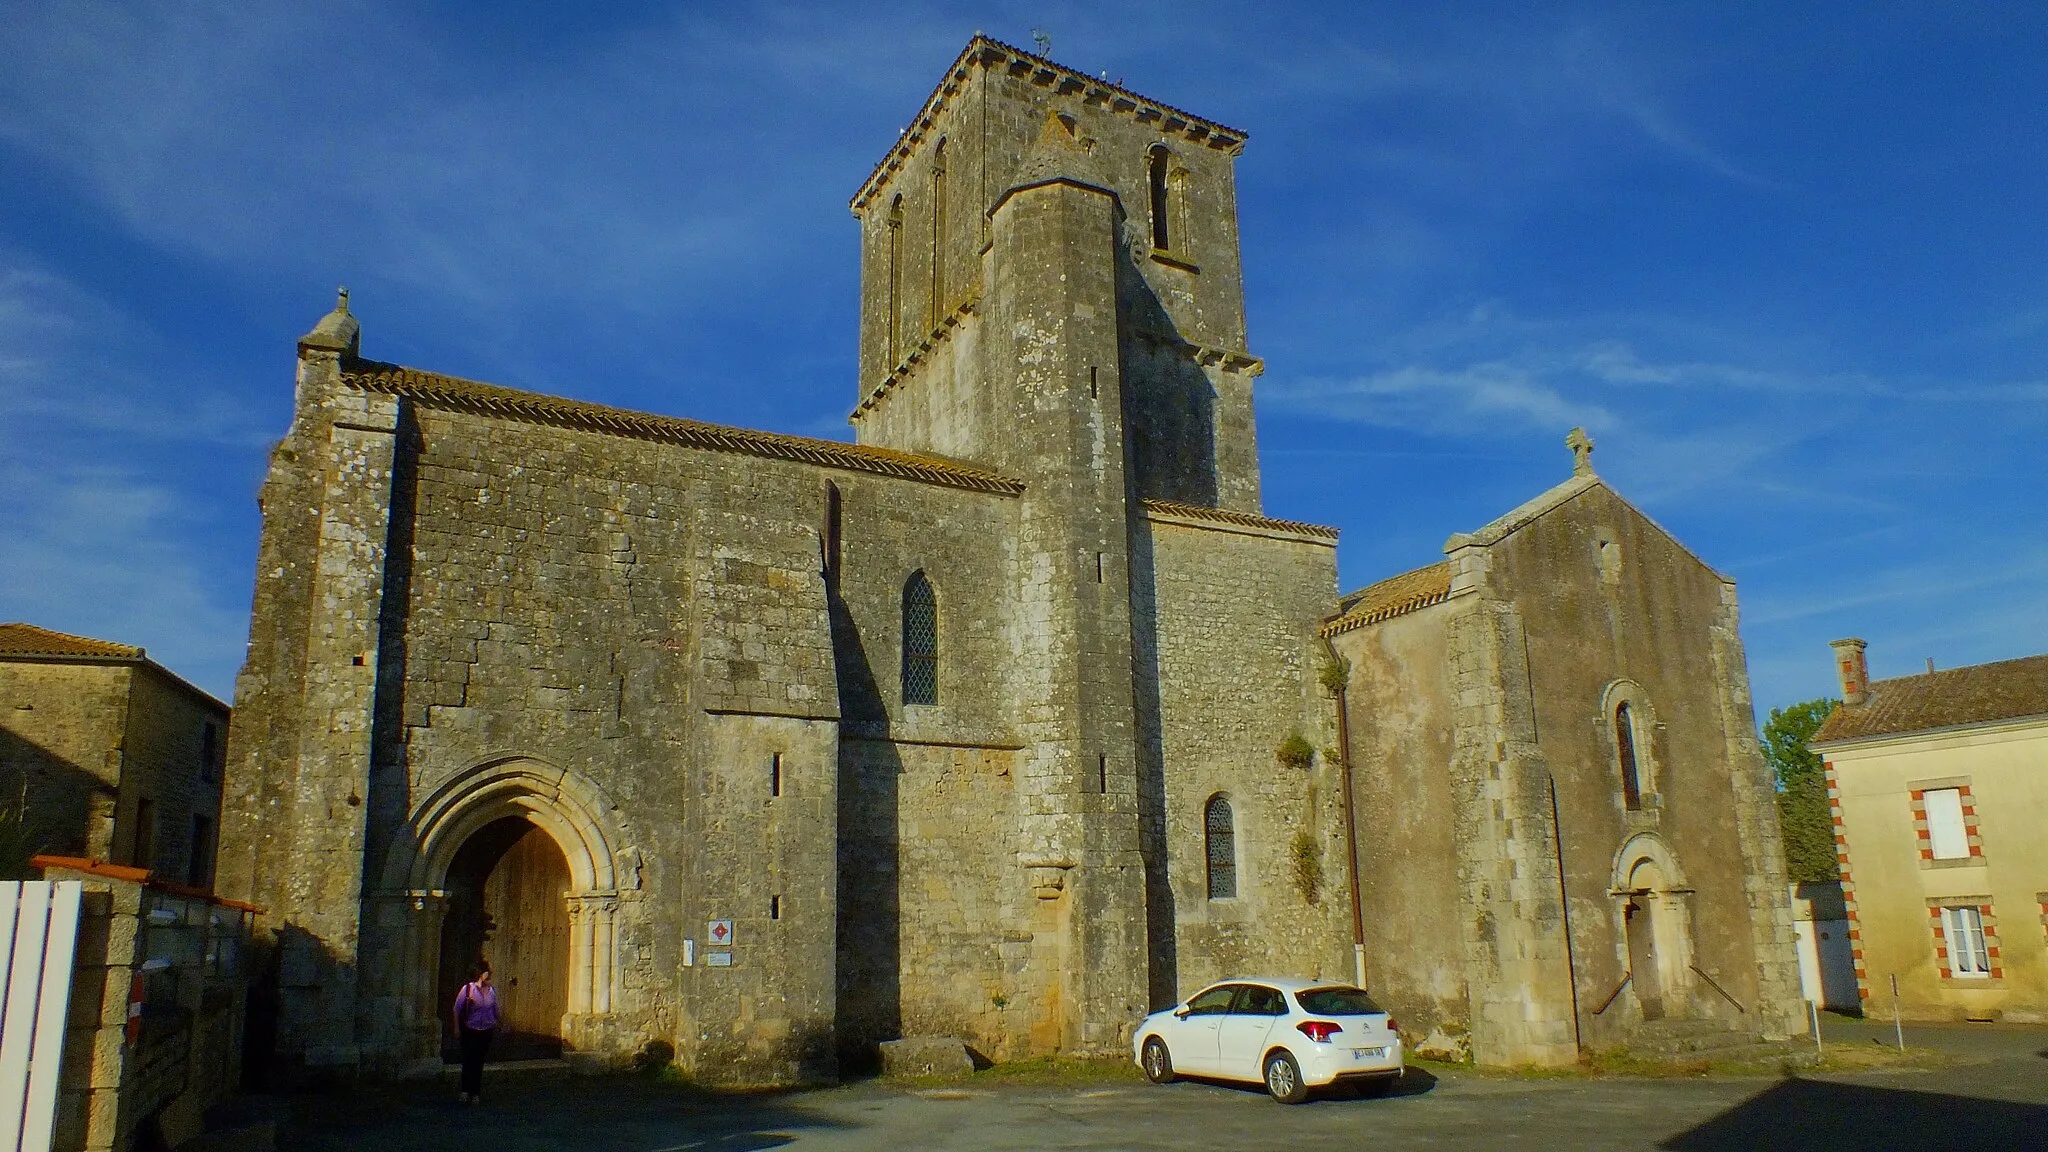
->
xmin=1761 ymin=698 xmax=1840 ymax=884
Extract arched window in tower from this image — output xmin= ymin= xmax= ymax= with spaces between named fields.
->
xmin=929 ymin=139 xmax=947 ymax=329
xmin=886 ymin=194 xmax=905 ymax=365
xmin=901 ymin=570 xmax=938 ymax=706
xmin=1204 ymin=795 xmax=1236 ymax=899
xmin=1616 ymin=702 xmax=1644 ymax=810
xmin=1147 ymin=145 xmax=1172 ymax=251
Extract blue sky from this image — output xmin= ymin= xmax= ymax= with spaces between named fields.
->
xmin=2 ymin=2 xmax=2042 ymax=717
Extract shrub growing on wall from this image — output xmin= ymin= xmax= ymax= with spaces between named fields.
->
xmin=1289 ymin=831 xmax=1322 ymax=905
xmin=1276 ymin=733 xmax=1315 ymax=771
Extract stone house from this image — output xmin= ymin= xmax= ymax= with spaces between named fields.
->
xmin=1812 ymin=642 xmax=2048 ymax=1023
xmin=1323 ymin=456 xmax=1805 ymax=1064
xmin=1 ymin=623 xmax=228 ymax=887
xmin=217 ymin=36 xmax=1798 ymax=1081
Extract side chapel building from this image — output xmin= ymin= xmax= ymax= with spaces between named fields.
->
xmin=219 ymin=37 xmax=1802 ymax=1082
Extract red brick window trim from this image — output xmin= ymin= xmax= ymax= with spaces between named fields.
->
xmin=1927 ymin=898 xmax=2001 ymax=980
xmin=1909 ymin=783 xmax=1983 ymax=863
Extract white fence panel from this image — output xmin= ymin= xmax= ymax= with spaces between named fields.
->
xmin=0 ymin=881 xmax=83 ymax=1152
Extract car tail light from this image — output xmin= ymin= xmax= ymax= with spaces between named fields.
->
xmin=1386 ymin=1018 xmax=1398 ymax=1036
xmin=1296 ymin=1020 xmax=1342 ymax=1043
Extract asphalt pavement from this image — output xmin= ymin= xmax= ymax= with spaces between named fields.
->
xmin=275 ymin=1021 xmax=2048 ymax=1152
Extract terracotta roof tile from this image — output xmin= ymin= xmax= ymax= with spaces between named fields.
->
xmin=0 ymin=623 xmax=143 ymax=660
xmin=343 ymin=361 xmax=1026 ymax=496
xmin=1813 ymin=653 xmax=2048 ymax=744
xmin=1321 ymin=562 xmax=1453 ymax=636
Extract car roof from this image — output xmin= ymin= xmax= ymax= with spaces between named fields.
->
xmin=1193 ymin=977 xmax=1356 ymax=994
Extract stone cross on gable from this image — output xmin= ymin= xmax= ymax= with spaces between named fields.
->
xmin=1567 ymin=427 xmax=1595 ymax=476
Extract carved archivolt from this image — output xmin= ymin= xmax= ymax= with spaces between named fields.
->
xmin=381 ymin=755 xmax=622 ymax=896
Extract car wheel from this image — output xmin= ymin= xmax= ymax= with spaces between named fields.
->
xmin=1263 ymin=1050 xmax=1308 ymax=1104
xmin=1141 ymin=1037 xmax=1176 ymax=1084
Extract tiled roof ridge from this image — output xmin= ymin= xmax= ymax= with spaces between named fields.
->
xmin=1814 ymin=651 xmax=2048 ymax=745
xmin=1320 ymin=561 xmax=1454 ymax=637
xmin=1140 ymin=499 xmax=1339 ymax=540
xmin=342 ymin=361 xmax=1026 ymax=496
xmin=851 ymin=35 xmax=1249 ymax=212
xmin=0 ymin=622 xmax=143 ymax=660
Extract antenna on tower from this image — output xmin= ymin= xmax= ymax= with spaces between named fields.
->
xmin=1031 ymin=28 xmax=1052 ymax=56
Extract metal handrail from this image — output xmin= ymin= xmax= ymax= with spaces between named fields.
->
xmin=1592 ymin=973 xmax=1632 ymax=1016
xmin=1690 ymin=964 xmax=1747 ymax=1014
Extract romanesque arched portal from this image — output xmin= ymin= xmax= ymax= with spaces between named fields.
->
xmin=376 ymin=756 xmax=625 ymax=1062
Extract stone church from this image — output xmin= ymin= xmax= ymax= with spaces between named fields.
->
xmin=218 ymin=36 xmax=1802 ymax=1083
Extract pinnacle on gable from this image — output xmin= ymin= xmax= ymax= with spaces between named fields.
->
xmin=298 ymin=285 xmax=360 ymax=356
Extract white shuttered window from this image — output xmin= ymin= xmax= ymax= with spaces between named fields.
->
xmin=1924 ymin=788 xmax=1969 ymax=859
xmin=1942 ymin=906 xmax=1991 ymax=977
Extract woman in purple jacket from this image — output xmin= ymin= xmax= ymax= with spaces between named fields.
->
xmin=452 ymin=961 xmax=498 ymax=1103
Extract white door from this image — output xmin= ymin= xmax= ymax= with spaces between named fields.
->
xmin=1168 ymin=985 xmax=1238 ymax=1074
xmin=1215 ymin=984 xmax=1287 ymax=1080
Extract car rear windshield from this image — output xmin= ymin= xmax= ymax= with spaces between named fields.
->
xmin=1294 ymin=988 xmax=1382 ymax=1016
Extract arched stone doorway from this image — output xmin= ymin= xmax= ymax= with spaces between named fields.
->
xmin=1609 ymin=833 xmax=1695 ymax=1022
xmin=377 ymin=757 xmax=627 ymax=1063
xmin=437 ymin=816 xmax=572 ymax=1061
xmin=1622 ymin=859 xmax=1666 ymax=1020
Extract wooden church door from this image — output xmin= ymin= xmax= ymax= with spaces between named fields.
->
xmin=439 ymin=817 xmax=571 ymax=1061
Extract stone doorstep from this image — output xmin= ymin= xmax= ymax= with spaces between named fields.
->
xmin=878 ymin=1036 xmax=975 ymax=1078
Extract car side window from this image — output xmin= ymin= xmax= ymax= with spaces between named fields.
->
xmin=1186 ymin=986 xmax=1239 ymax=1017
xmin=1236 ymin=985 xmax=1287 ymax=1016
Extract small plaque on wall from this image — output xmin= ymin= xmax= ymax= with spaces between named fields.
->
xmin=706 ymin=951 xmax=734 ymax=968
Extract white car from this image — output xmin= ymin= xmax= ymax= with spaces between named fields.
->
xmin=1132 ymin=978 xmax=1403 ymax=1103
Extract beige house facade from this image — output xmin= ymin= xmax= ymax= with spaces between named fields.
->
xmin=1 ymin=623 xmax=229 ymax=888
xmin=1813 ymin=642 xmax=2048 ymax=1023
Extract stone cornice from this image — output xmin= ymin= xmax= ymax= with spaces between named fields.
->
xmin=1141 ymin=499 xmax=1337 ymax=544
xmin=1128 ymin=327 xmax=1263 ymax=376
xmin=850 ymin=292 xmax=982 ymax=421
xmin=851 ymin=36 xmax=1249 ymax=214
xmin=342 ymin=359 xmax=1025 ymax=497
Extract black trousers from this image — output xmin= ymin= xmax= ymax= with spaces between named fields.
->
xmin=459 ymin=1026 xmax=493 ymax=1097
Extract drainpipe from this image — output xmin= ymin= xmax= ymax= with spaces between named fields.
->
xmin=1321 ymin=636 xmax=1369 ymax=991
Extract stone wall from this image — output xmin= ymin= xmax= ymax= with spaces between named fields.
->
xmin=1329 ymin=600 xmax=1469 ymax=1040
xmin=0 ymin=662 xmax=128 ymax=860
xmin=1138 ymin=509 xmax=1349 ymax=1003
xmin=0 ymin=660 xmax=224 ymax=879
xmin=1486 ymin=483 xmax=1802 ymax=1046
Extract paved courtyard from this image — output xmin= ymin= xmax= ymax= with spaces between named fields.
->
xmin=281 ymin=1020 xmax=2048 ymax=1152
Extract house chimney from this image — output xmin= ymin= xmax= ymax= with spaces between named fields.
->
xmin=1831 ymin=638 xmax=1869 ymax=705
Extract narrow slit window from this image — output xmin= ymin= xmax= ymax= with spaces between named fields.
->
xmin=1205 ymin=795 xmax=1236 ymax=900
xmin=886 ymin=195 xmax=904 ymax=364
xmin=1616 ymin=702 xmax=1644 ymax=810
xmin=823 ymin=482 xmax=842 ymax=584
xmin=1097 ymin=752 xmax=1108 ymax=794
xmin=902 ymin=570 xmax=938 ymax=706
xmin=1148 ymin=147 xmax=1172 ymax=250
xmin=770 ymin=895 xmax=782 ymax=921
xmin=1095 ymin=552 xmax=1105 ymax=584
xmin=930 ymin=140 xmax=947 ymax=328
xmin=1089 ymin=366 xmax=1099 ymax=399
xmin=771 ymin=752 xmax=783 ymax=798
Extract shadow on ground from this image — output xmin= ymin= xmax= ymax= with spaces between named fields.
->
xmin=283 ymin=1075 xmax=855 ymax=1152
xmin=1167 ymin=1066 xmax=1437 ymax=1104
xmin=1660 ymin=1077 xmax=2048 ymax=1151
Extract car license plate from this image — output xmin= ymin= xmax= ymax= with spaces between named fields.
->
xmin=1354 ymin=1046 xmax=1386 ymax=1059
